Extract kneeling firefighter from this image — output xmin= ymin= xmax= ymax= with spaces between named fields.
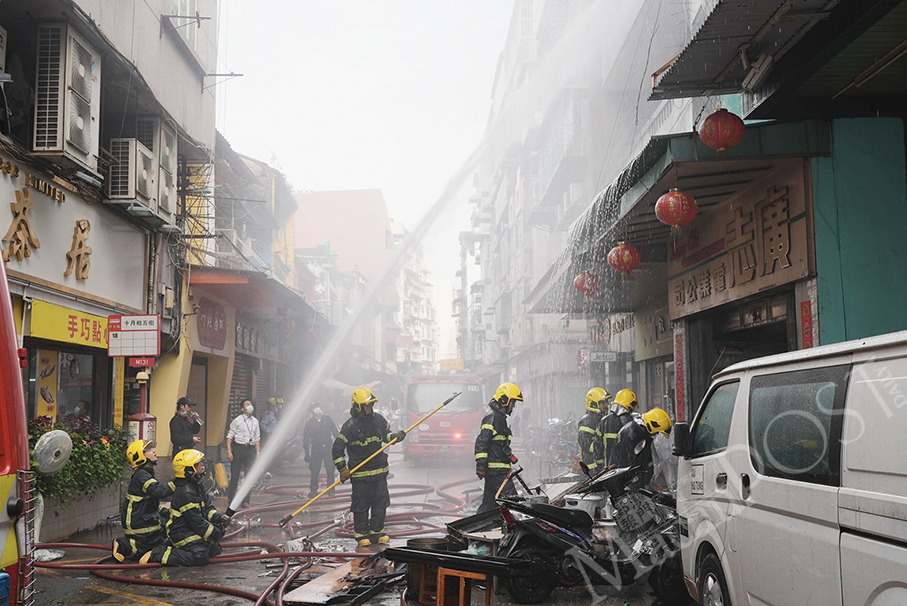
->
xmin=332 ymin=388 xmax=406 ymax=547
xmin=615 ymin=407 xmax=673 ymax=491
xmin=112 ymin=440 xmax=175 ymax=562
xmin=577 ymin=387 xmax=609 ymax=474
xmin=600 ymin=388 xmax=640 ymax=468
xmin=475 ymin=382 xmax=522 ymax=513
xmin=140 ymin=449 xmax=230 ymax=566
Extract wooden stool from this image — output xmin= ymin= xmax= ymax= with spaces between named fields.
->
xmin=436 ymin=567 xmax=491 ymax=606
xmin=418 ymin=563 xmax=439 ymax=605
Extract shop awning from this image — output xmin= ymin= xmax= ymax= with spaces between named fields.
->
xmin=530 ymin=119 xmax=832 ymax=315
xmin=189 ymin=266 xmax=323 ymax=318
xmin=650 ymin=0 xmax=834 ymax=101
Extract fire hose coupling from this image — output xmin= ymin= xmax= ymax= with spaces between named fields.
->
xmin=6 ymin=497 xmax=24 ymax=517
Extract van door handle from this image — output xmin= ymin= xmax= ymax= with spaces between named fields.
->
xmin=716 ymin=473 xmax=727 ymax=488
xmin=741 ymin=473 xmax=751 ymax=500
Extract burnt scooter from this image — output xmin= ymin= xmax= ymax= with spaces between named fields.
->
xmin=495 ymin=464 xmax=687 ymax=605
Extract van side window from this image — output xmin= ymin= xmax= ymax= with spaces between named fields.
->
xmin=749 ymin=365 xmax=850 ymax=486
xmin=691 ymin=381 xmax=739 ymax=457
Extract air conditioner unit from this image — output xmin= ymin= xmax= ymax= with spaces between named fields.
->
xmin=32 ymin=24 xmax=102 ymax=172
xmin=136 ymin=116 xmax=178 ymax=221
xmin=108 ymin=138 xmax=158 ymax=212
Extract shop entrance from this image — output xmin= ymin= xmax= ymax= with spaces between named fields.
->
xmin=688 ymin=291 xmax=796 ymax=413
xmin=187 ymin=356 xmax=209 ymax=426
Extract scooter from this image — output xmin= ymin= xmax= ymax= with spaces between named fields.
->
xmin=495 ymin=465 xmax=687 ymax=605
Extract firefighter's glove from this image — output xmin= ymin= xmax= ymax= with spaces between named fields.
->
xmin=476 ymin=468 xmax=486 ymax=479
xmin=215 ymin=513 xmax=231 ymax=530
xmin=509 ymin=454 xmax=518 ymax=464
xmin=393 ymin=430 xmax=406 ymax=443
xmin=339 ymin=467 xmax=351 ymax=483
xmin=209 ymin=526 xmax=226 ymax=544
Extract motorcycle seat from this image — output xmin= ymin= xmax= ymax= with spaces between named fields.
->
xmin=528 ymin=502 xmax=594 ymax=528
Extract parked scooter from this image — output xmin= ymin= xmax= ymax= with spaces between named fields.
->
xmin=496 ymin=465 xmax=687 ymax=604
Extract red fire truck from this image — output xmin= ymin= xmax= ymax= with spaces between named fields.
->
xmin=402 ymin=376 xmax=485 ymax=462
xmin=0 ymin=257 xmax=34 ymax=606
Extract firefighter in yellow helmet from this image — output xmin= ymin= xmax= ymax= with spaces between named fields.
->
xmin=475 ymin=382 xmax=522 ymax=513
xmin=112 ymin=440 xmax=175 ymax=562
xmin=616 ymin=407 xmax=673 ymax=491
xmin=600 ymin=388 xmax=640 ymax=468
xmin=139 ymin=449 xmax=230 ymax=566
xmin=578 ymin=387 xmax=610 ymax=474
xmin=332 ymin=387 xmax=405 ymax=546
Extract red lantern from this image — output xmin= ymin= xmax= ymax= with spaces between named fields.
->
xmin=699 ymin=108 xmax=745 ymax=151
xmin=608 ymin=243 xmax=641 ymax=276
xmin=655 ymin=188 xmax=698 ymax=236
xmin=279 ymin=318 xmax=297 ymax=334
xmin=573 ymin=271 xmax=600 ymax=296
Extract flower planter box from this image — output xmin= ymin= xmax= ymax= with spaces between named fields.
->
xmin=40 ymin=485 xmax=125 ymax=542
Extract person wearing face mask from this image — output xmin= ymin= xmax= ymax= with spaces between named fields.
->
xmin=226 ymin=399 xmax=260 ymax=508
xmin=112 ymin=440 xmax=175 ymax=562
xmin=170 ymin=397 xmax=202 ymax=457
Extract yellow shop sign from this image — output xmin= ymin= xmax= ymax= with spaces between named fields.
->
xmin=30 ymin=299 xmax=109 ymax=349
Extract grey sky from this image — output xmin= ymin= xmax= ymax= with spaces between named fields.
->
xmin=217 ymin=1 xmax=514 ymax=276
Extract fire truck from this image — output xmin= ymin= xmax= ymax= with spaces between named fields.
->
xmin=402 ymin=375 xmax=485 ymax=462
xmin=0 ymin=257 xmax=35 ymax=606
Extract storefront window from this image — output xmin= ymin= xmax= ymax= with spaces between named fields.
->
xmin=23 ymin=344 xmax=111 ymax=429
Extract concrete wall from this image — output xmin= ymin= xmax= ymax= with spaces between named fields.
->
xmin=812 ymin=118 xmax=907 ymax=344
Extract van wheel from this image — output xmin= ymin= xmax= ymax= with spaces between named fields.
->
xmin=698 ymin=554 xmax=731 ymax=606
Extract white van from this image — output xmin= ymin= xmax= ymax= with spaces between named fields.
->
xmin=672 ymin=330 xmax=907 ymax=606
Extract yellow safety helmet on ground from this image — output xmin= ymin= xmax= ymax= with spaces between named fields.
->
xmin=614 ymin=388 xmax=639 ymax=412
xmin=493 ymin=382 xmax=523 ymax=411
xmin=585 ymin=387 xmax=611 ymax=411
xmin=351 ymin=387 xmax=378 ymax=414
xmin=126 ymin=439 xmax=153 ymax=469
xmin=173 ymin=449 xmax=205 ymax=478
xmin=642 ymin=408 xmax=673 ymax=436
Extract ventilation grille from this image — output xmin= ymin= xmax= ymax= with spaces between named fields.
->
xmin=69 ymin=37 xmax=94 ymax=102
xmin=159 ymin=167 xmax=175 ymax=213
xmin=136 ymin=145 xmax=155 ymax=200
xmin=136 ymin=118 xmax=156 ymax=152
xmin=34 ymin=26 xmax=64 ymax=150
xmin=108 ymin=139 xmax=133 ymax=198
xmin=67 ymin=93 xmax=91 ymax=153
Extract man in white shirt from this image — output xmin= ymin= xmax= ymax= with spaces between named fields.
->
xmin=226 ymin=399 xmax=260 ymax=508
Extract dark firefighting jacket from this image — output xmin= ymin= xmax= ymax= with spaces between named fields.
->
xmin=600 ymin=408 xmax=637 ymax=467
xmin=304 ymin=415 xmax=338 ymax=454
xmin=332 ymin=412 xmax=395 ymax=481
xmin=121 ymin=466 xmax=174 ymax=538
xmin=474 ymin=404 xmax=513 ymax=473
xmin=165 ymin=478 xmax=225 ymax=549
xmin=616 ymin=418 xmax=654 ymax=490
xmin=577 ymin=407 xmax=604 ymax=472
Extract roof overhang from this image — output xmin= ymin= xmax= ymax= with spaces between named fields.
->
xmin=189 ymin=266 xmax=321 ymax=319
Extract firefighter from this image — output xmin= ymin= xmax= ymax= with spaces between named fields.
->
xmin=578 ymin=387 xmax=610 ymax=475
xmin=112 ymin=440 xmax=175 ymax=562
xmin=475 ymin=382 xmax=522 ymax=513
xmin=140 ymin=449 xmax=230 ymax=566
xmin=615 ymin=407 xmax=673 ymax=491
xmin=332 ymin=388 xmax=406 ymax=547
xmin=600 ymin=388 xmax=640 ymax=468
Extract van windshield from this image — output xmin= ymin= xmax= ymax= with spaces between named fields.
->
xmin=407 ymin=383 xmax=483 ymax=414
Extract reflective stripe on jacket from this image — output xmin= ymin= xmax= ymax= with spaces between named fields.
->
xmin=600 ymin=410 xmax=636 ymax=467
xmin=165 ymin=478 xmax=220 ymax=549
xmin=332 ymin=412 xmax=394 ymax=481
xmin=121 ymin=466 xmax=175 ymax=536
xmin=474 ymin=407 xmax=513 ymax=471
xmin=577 ymin=410 xmax=603 ymax=470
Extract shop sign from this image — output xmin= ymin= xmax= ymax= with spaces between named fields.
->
xmin=30 ymin=299 xmax=108 ymax=349
xmin=235 ymin=314 xmax=262 ymax=356
xmin=801 ymin=300 xmax=814 ymax=349
xmin=113 ymin=358 xmax=125 ymax=429
xmin=197 ymin=297 xmax=226 ymax=350
xmin=578 ymin=347 xmax=590 ymax=367
xmin=635 ymin=299 xmax=672 ymax=361
xmin=674 ymin=333 xmax=686 ymax=422
xmin=108 ymin=315 xmax=160 ymax=357
xmin=129 ymin=357 xmax=155 ymax=367
xmin=589 ymin=314 xmax=634 ymax=350
xmin=37 ymin=349 xmax=58 ymax=420
xmin=590 ymin=351 xmax=617 ymax=363
xmin=667 ymin=166 xmax=810 ymax=319
xmin=440 ymin=358 xmax=465 ymax=371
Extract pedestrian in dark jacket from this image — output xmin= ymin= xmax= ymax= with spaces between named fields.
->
xmin=475 ymin=382 xmax=523 ymax=513
xmin=112 ymin=440 xmax=175 ymax=562
xmin=141 ymin=449 xmax=229 ymax=566
xmin=332 ymin=388 xmax=405 ymax=546
xmin=170 ymin=397 xmax=201 ymax=456
xmin=304 ymin=406 xmax=338 ymax=497
xmin=578 ymin=387 xmax=610 ymax=474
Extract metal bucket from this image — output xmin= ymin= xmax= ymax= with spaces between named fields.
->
xmin=405 ymin=537 xmax=448 ymax=605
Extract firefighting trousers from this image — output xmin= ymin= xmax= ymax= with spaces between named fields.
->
xmin=113 ymin=531 xmax=166 ymax=559
xmin=350 ymin=475 xmax=390 ymax=538
xmin=309 ymin=446 xmax=335 ymax=495
xmin=147 ymin=541 xmax=223 ymax=567
xmin=478 ymin=470 xmax=516 ymax=514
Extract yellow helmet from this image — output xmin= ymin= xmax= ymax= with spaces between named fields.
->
xmin=614 ymin=388 xmax=638 ymax=411
xmin=351 ymin=387 xmax=378 ymax=414
xmin=126 ymin=439 xmax=152 ymax=469
xmin=493 ymin=382 xmax=523 ymax=410
xmin=642 ymin=408 xmax=673 ymax=436
xmin=173 ymin=449 xmax=205 ymax=478
xmin=585 ymin=387 xmax=611 ymax=411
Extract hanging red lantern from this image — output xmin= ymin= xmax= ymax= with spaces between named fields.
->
xmin=278 ymin=318 xmax=297 ymax=334
xmin=699 ymin=108 xmax=745 ymax=151
xmin=655 ymin=188 xmax=698 ymax=236
xmin=573 ymin=271 xmax=600 ymax=296
xmin=608 ymin=242 xmax=641 ymax=276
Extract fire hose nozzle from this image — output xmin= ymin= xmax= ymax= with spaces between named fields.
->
xmin=225 ymin=507 xmax=237 ymax=518
xmin=278 ymin=515 xmax=293 ymax=528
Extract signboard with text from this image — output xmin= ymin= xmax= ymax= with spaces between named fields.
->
xmin=108 ymin=315 xmax=161 ymax=357
xmin=30 ymin=300 xmax=108 ymax=349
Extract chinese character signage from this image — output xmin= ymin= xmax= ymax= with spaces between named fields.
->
xmin=635 ymin=299 xmax=672 ymax=361
xmin=667 ymin=166 xmax=810 ymax=319
xmin=197 ymin=297 xmax=226 ymax=350
xmin=30 ymin=300 xmax=109 ymax=349
xmin=108 ymin=315 xmax=161 ymax=357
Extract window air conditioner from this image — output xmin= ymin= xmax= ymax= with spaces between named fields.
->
xmin=108 ymin=138 xmax=158 ymax=212
xmin=32 ymin=24 xmax=102 ymax=172
xmin=136 ymin=116 xmax=178 ymax=220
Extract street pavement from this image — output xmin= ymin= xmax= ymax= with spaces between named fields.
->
xmin=33 ymin=450 xmax=676 ymax=606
